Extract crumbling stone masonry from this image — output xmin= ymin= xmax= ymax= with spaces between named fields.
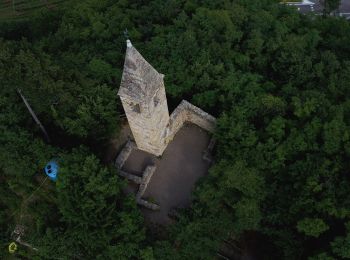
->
xmin=136 ymin=165 xmax=156 ymax=200
xmin=115 ymin=140 xmax=159 ymax=210
xmin=163 ymin=100 xmax=216 ymax=145
xmin=136 ymin=165 xmax=159 ymax=210
xmin=118 ymin=40 xmax=216 ymax=157
xmin=115 ymin=40 xmax=216 ymax=210
xmin=115 ymin=139 xmax=136 ymax=170
xmin=118 ymin=40 xmax=170 ymax=156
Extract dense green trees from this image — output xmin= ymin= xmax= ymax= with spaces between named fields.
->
xmin=31 ymin=147 xmax=151 ymax=259
xmin=144 ymin=1 xmax=350 ymax=258
xmin=321 ymin=0 xmax=341 ymax=15
xmin=1 ymin=0 xmax=350 ymax=259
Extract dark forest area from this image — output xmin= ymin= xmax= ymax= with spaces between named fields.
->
xmin=1 ymin=0 xmax=350 ymax=259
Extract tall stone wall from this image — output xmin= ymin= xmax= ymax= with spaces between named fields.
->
xmin=120 ymin=88 xmax=170 ymax=156
xmin=118 ymin=41 xmax=216 ymax=157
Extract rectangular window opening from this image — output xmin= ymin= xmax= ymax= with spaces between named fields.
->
xmin=133 ymin=104 xmax=141 ymax=113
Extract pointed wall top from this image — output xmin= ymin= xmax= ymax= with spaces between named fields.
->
xmin=118 ymin=42 xmax=164 ymax=101
xmin=126 ymin=39 xmax=132 ymax=48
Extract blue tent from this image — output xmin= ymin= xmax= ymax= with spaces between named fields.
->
xmin=44 ymin=160 xmax=59 ymax=181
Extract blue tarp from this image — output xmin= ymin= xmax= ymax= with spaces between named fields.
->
xmin=45 ymin=160 xmax=59 ymax=181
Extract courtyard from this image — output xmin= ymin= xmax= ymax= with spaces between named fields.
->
xmin=121 ymin=123 xmax=212 ymax=225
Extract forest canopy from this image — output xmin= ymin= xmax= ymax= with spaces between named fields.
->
xmin=1 ymin=0 xmax=350 ymax=259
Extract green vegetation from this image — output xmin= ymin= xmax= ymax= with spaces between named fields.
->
xmin=0 ymin=0 xmax=69 ymax=22
xmin=1 ymin=0 xmax=350 ymax=259
xmin=280 ymin=0 xmax=302 ymax=3
xmin=321 ymin=0 xmax=342 ymax=15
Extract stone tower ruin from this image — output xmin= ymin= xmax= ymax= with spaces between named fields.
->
xmin=116 ymin=40 xmax=217 ymax=211
xmin=118 ymin=40 xmax=170 ymax=156
xmin=118 ymin=40 xmax=216 ymax=157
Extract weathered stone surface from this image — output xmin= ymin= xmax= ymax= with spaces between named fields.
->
xmin=118 ymin=41 xmax=170 ymax=156
xmin=118 ymin=40 xmax=164 ymax=101
xmin=116 ymin=40 xmax=218 ymax=214
xmin=115 ymin=140 xmax=136 ymax=169
xmin=164 ymin=100 xmax=217 ymax=144
xmin=136 ymin=165 xmax=160 ymax=211
xmin=117 ymin=40 xmax=216 ymax=157
xmin=119 ymin=170 xmax=142 ymax=184
xmin=137 ymin=198 xmax=160 ymax=210
xmin=115 ymin=140 xmax=159 ymax=211
xmin=185 ymin=100 xmax=216 ymax=132
xmin=136 ymin=165 xmax=156 ymax=199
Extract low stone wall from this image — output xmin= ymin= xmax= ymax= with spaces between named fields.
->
xmin=136 ymin=165 xmax=156 ymax=200
xmin=164 ymin=100 xmax=217 ymax=144
xmin=115 ymin=141 xmax=159 ymax=211
xmin=137 ymin=198 xmax=160 ymax=210
xmin=115 ymin=100 xmax=216 ymax=211
xmin=115 ymin=140 xmax=136 ymax=169
xmin=185 ymin=100 xmax=216 ymax=133
xmin=119 ymin=170 xmax=142 ymax=184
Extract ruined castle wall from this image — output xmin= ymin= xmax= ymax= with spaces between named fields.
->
xmin=165 ymin=100 xmax=217 ymax=144
xmin=115 ymin=140 xmax=136 ymax=169
xmin=136 ymin=165 xmax=156 ymax=199
xmin=184 ymin=100 xmax=216 ymax=133
xmin=164 ymin=101 xmax=188 ymax=143
xmin=121 ymin=90 xmax=169 ymax=156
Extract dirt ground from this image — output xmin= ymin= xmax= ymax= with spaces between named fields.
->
xmin=122 ymin=123 xmax=211 ymax=225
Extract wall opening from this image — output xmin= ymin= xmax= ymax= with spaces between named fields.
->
xmin=132 ymin=104 xmax=141 ymax=113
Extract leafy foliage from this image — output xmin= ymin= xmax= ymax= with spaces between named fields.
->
xmin=31 ymin=147 xmax=150 ymax=259
xmin=1 ymin=0 xmax=350 ymax=259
